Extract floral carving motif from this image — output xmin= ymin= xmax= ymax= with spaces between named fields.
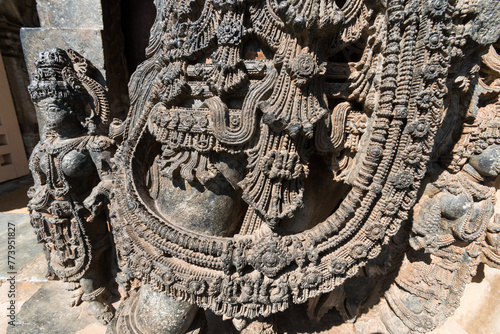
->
xmin=287 ymin=47 xmax=324 ymax=87
xmin=217 ymin=16 xmax=243 ymax=45
xmin=252 ymin=237 xmax=291 ymax=277
xmin=328 ymin=258 xmax=348 ymax=275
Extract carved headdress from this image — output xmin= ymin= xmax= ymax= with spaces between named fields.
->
xmin=28 ymin=48 xmax=111 ymax=132
xmin=28 ymin=48 xmax=85 ymax=102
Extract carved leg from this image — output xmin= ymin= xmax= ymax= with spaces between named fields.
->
xmin=80 ymin=239 xmax=115 ymax=324
xmin=70 ymin=215 xmax=115 ymax=325
xmin=110 ymin=284 xmax=201 ymax=334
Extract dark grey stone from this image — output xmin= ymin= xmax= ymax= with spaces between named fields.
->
xmin=36 ymin=0 xmax=103 ymax=29
xmin=20 ymin=28 xmax=106 ymax=131
xmin=20 ymin=28 xmax=106 ymax=83
xmin=135 ymin=284 xmax=199 ymax=334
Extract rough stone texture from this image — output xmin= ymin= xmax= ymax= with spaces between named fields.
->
xmin=0 ymin=209 xmax=46 ymax=333
xmin=106 ymin=2 xmax=500 ymax=332
xmin=0 ymin=213 xmax=43 ymax=277
xmin=20 ymin=0 xmax=129 ymax=127
xmin=20 ymin=28 xmax=106 ymax=132
xmin=0 ymin=176 xmax=499 ymax=333
xmin=21 ymin=28 xmax=106 ymax=84
xmin=432 ymin=264 xmax=500 ymax=334
xmin=6 ymin=282 xmax=107 ymax=334
xmin=112 ymin=284 xmax=199 ymax=334
xmin=25 ymin=48 xmax=117 ymax=324
xmin=0 ymin=177 xmax=109 ymax=334
xmin=36 ymin=0 xmax=103 ymax=29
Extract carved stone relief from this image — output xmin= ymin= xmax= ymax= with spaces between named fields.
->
xmin=26 ymin=0 xmax=500 ymax=333
xmin=27 ymin=48 xmax=115 ymax=324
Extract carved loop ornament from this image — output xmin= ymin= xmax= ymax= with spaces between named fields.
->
xmin=110 ymin=0 xmax=500 ymax=320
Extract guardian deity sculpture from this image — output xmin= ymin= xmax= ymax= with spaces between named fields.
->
xmin=26 ymin=0 xmax=500 ymax=333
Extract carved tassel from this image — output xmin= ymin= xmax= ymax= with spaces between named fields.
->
xmin=207 ymin=11 xmax=248 ymax=94
xmin=239 ymin=126 xmax=308 ymax=229
xmin=260 ymin=43 xmax=328 ymax=138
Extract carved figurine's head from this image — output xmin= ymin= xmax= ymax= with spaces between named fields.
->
xmin=28 ymin=48 xmax=89 ymax=136
xmin=467 ymin=107 xmax=500 ymax=178
xmin=448 ymin=106 xmax=500 ymax=176
xmin=468 ymin=144 xmax=500 ymax=178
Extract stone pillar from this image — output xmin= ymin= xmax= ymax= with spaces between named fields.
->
xmin=20 ymin=0 xmax=129 ymax=133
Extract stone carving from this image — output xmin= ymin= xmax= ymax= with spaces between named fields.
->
xmin=306 ymin=43 xmax=500 ymax=334
xmin=378 ymin=46 xmax=500 ymax=333
xmin=27 ymin=48 xmax=115 ymax=324
xmin=26 ymin=0 xmax=500 ymax=333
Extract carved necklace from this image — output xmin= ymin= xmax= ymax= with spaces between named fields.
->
xmin=43 ymin=135 xmax=90 ymax=198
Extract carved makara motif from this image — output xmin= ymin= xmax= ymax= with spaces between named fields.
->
xmin=26 ymin=0 xmax=500 ymax=333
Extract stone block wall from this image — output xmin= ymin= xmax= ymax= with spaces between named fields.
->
xmin=21 ymin=0 xmax=129 ymax=133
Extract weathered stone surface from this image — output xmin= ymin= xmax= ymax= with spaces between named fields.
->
xmin=21 ymin=28 xmax=106 ymax=84
xmin=20 ymin=28 xmax=106 ymax=131
xmin=112 ymin=284 xmax=199 ymax=334
xmin=6 ymin=281 xmax=106 ymax=334
xmin=0 ymin=213 xmax=43 ymax=278
xmin=24 ymin=48 xmax=116 ymax=324
xmin=36 ymin=0 xmax=103 ymax=29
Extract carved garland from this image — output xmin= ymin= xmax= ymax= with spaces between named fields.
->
xmin=111 ymin=0 xmax=457 ymax=319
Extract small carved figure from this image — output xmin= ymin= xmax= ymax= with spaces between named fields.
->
xmin=27 ymin=48 xmax=115 ymax=324
xmin=107 ymin=0 xmax=500 ymax=332
xmin=380 ymin=112 xmax=500 ymax=333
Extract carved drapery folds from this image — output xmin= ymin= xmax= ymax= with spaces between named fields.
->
xmin=26 ymin=0 xmax=500 ymax=333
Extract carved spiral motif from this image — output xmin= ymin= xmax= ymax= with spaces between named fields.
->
xmin=288 ymin=48 xmax=320 ymax=86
